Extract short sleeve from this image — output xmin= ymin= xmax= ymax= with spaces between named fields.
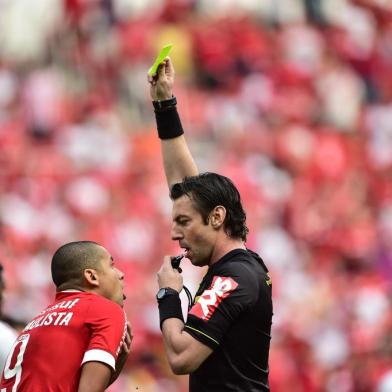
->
xmin=81 ymin=298 xmax=127 ymax=371
xmin=185 ymin=262 xmax=258 ymax=349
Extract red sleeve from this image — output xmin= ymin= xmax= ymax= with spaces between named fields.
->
xmin=81 ymin=297 xmax=127 ymax=371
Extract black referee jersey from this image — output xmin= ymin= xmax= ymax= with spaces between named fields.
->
xmin=185 ymin=248 xmax=273 ymax=392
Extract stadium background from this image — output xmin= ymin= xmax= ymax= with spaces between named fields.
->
xmin=0 ymin=0 xmax=391 ymax=390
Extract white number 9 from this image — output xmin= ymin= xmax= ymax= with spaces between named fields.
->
xmin=2 ymin=334 xmax=30 ymax=392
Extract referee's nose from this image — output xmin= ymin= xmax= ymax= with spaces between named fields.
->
xmin=171 ymin=222 xmax=183 ymax=241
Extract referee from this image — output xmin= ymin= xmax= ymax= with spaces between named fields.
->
xmin=148 ymin=58 xmax=273 ymax=391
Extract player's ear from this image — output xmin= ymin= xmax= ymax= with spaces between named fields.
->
xmin=209 ymin=206 xmax=226 ymax=229
xmin=84 ymin=269 xmax=99 ymax=287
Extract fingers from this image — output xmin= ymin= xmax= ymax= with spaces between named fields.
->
xmin=148 ymin=56 xmax=174 ymax=101
xmin=157 ymin=256 xmax=174 ymax=273
xmin=149 ymin=57 xmax=171 ymax=82
xmin=120 ymin=323 xmax=132 ymax=355
xmin=165 ymin=57 xmax=175 ymax=77
xmin=121 ymin=341 xmax=130 ymax=354
xmin=148 ymin=73 xmax=158 ymax=87
xmin=163 ymin=255 xmax=173 ymax=268
xmin=147 ymin=60 xmax=167 ymax=87
xmin=157 ymin=58 xmax=167 ymax=79
xmin=126 ymin=323 xmax=133 ymax=343
xmin=125 ymin=323 xmax=132 ymax=343
xmin=157 ymin=255 xmax=183 ymax=292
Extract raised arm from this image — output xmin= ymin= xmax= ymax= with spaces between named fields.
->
xmin=148 ymin=58 xmax=198 ymax=189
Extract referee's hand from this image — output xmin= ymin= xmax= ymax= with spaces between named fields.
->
xmin=157 ymin=255 xmax=183 ymax=293
xmin=148 ymin=57 xmax=175 ymax=101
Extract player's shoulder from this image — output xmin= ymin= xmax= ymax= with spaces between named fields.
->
xmin=82 ymin=293 xmax=124 ymax=317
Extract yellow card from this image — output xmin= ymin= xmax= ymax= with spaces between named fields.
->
xmin=148 ymin=44 xmax=173 ymax=76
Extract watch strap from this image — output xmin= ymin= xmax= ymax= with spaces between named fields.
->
xmin=153 ymin=96 xmax=177 ymax=112
xmin=156 ymin=287 xmax=179 ymax=300
xmin=157 ymin=288 xmax=183 ymax=329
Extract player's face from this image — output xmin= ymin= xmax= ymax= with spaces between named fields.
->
xmin=96 ymin=247 xmax=125 ymax=307
xmin=171 ymin=195 xmax=216 ymax=267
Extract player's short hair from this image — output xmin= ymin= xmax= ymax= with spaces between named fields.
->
xmin=51 ymin=241 xmax=104 ymax=289
xmin=170 ymin=172 xmax=249 ymax=241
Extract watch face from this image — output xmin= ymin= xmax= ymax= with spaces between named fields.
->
xmin=156 ymin=288 xmax=166 ymax=300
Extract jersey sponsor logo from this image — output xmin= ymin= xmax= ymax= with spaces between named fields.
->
xmin=189 ymin=276 xmax=238 ymax=321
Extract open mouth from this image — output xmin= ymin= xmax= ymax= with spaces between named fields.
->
xmin=181 ymin=247 xmax=190 ymax=259
xmin=180 ymin=242 xmax=192 ymax=259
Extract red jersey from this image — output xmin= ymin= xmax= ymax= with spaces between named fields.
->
xmin=0 ymin=291 xmax=127 ymax=392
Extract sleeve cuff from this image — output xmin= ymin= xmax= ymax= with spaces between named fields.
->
xmin=81 ymin=349 xmax=116 ymax=370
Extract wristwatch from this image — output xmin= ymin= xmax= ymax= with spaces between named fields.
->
xmin=152 ymin=96 xmax=177 ymax=112
xmin=156 ymin=287 xmax=179 ymax=300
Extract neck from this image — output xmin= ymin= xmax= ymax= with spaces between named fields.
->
xmin=209 ymin=236 xmax=246 ymax=266
xmin=56 ymin=283 xmax=86 ymax=293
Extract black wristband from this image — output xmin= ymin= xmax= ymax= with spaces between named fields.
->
xmin=158 ymin=292 xmax=184 ymax=329
xmin=153 ymin=99 xmax=184 ymax=140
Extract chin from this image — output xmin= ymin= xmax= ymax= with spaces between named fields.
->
xmin=191 ymin=257 xmax=209 ymax=267
xmin=113 ymin=295 xmax=124 ymax=307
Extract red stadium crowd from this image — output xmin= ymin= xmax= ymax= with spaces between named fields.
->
xmin=0 ymin=0 xmax=391 ymax=390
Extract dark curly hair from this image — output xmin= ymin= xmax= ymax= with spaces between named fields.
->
xmin=170 ymin=172 xmax=249 ymax=241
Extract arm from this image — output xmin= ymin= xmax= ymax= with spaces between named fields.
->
xmin=161 ymin=137 xmax=198 ymax=189
xmin=81 ymin=299 xmax=132 ymax=390
xmin=161 ymin=318 xmax=212 ymax=374
xmin=157 ymin=257 xmax=213 ymax=374
xmin=108 ymin=323 xmax=132 ymax=385
xmin=148 ymin=58 xmax=198 ymax=188
xmin=78 ymin=324 xmax=131 ymax=391
xmin=78 ymin=323 xmax=132 ymax=392
xmin=78 ymin=362 xmax=112 ymax=392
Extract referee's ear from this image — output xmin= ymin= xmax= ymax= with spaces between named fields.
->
xmin=209 ymin=205 xmax=226 ymax=230
xmin=84 ymin=269 xmax=99 ymax=288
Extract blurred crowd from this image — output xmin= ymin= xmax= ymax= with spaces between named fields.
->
xmin=0 ymin=0 xmax=391 ymax=390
